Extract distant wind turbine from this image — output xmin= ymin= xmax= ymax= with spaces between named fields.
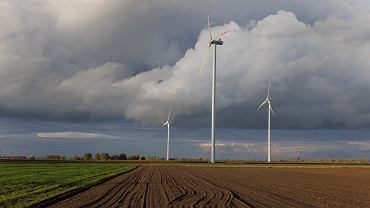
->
xmin=162 ymin=106 xmax=173 ymax=161
xmin=199 ymin=6 xmax=229 ymax=163
xmin=257 ymin=81 xmax=275 ymax=163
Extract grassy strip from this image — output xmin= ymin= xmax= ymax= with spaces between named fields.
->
xmin=0 ymin=162 xmax=134 ymax=208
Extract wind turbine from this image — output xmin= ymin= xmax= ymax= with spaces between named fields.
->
xmin=199 ymin=8 xmax=228 ymax=164
xmin=162 ymin=106 xmax=173 ymax=161
xmin=257 ymin=81 xmax=275 ymax=163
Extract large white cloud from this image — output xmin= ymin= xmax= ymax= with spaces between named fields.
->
xmin=37 ymin=131 xmax=119 ymax=139
xmin=1 ymin=0 xmax=370 ymax=128
xmin=121 ymin=9 xmax=370 ymax=128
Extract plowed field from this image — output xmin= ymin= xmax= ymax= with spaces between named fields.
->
xmin=52 ymin=166 xmax=370 ymax=208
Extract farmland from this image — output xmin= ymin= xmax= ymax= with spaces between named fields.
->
xmin=2 ymin=161 xmax=370 ymax=207
xmin=0 ymin=162 xmax=133 ymax=208
xmin=52 ymin=165 xmax=370 ymax=207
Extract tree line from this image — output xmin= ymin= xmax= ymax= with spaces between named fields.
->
xmin=66 ymin=153 xmax=147 ymax=161
xmin=0 ymin=153 xmax=148 ymax=161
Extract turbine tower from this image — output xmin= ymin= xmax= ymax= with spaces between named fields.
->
xmin=257 ymin=81 xmax=275 ymax=163
xmin=200 ymin=9 xmax=226 ymax=164
xmin=162 ymin=106 xmax=173 ymax=161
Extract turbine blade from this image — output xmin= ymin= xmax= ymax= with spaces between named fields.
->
xmin=267 ymin=80 xmax=271 ymax=98
xmin=162 ymin=121 xmax=169 ymax=126
xmin=199 ymin=47 xmax=211 ymax=76
xmin=167 ymin=105 xmax=173 ymax=121
xmin=257 ymin=99 xmax=267 ymax=111
xmin=268 ymin=100 xmax=276 ymax=117
xmin=207 ymin=7 xmax=213 ymax=41
xmin=214 ymin=30 xmax=231 ymax=40
xmin=270 ymin=108 xmax=275 ymax=117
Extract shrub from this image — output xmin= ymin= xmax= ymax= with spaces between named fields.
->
xmin=95 ymin=153 xmax=100 ymax=160
xmin=128 ymin=155 xmax=140 ymax=160
xmin=119 ymin=153 xmax=127 ymax=160
xmin=82 ymin=153 xmax=92 ymax=160
xmin=45 ymin=155 xmax=65 ymax=160
xmin=99 ymin=153 xmax=110 ymax=160
xmin=69 ymin=155 xmax=81 ymax=160
xmin=146 ymin=156 xmax=159 ymax=160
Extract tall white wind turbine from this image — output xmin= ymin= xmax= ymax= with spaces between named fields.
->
xmin=200 ymin=8 xmax=228 ymax=164
xmin=162 ymin=106 xmax=173 ymax=161
xmin=257 ymin=81 xmax=275 ymax=163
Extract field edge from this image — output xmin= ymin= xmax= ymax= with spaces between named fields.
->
xmin=27 ymin=166 xmax=137 ymax=208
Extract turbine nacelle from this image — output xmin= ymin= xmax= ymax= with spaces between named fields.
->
xmin=162 ymin=121 xmax=170 ymax=126
xmin=210 ymin=39 xmax=224 ymax=46
xmin=257 ymin=82 xmax=276 ymax=117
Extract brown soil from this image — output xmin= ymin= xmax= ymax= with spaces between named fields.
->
xmin=51 ymin=167 xmax=370 ymax=208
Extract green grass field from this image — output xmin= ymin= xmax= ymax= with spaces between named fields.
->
xmin=0 ymin=162 xmax=134 ymax=208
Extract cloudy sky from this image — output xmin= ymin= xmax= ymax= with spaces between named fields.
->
xmin=1 ymin=0 xmax=370 ymax=159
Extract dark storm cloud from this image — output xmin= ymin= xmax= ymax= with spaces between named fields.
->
xmin=0 ymin=0 xmax=370 ymax=128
